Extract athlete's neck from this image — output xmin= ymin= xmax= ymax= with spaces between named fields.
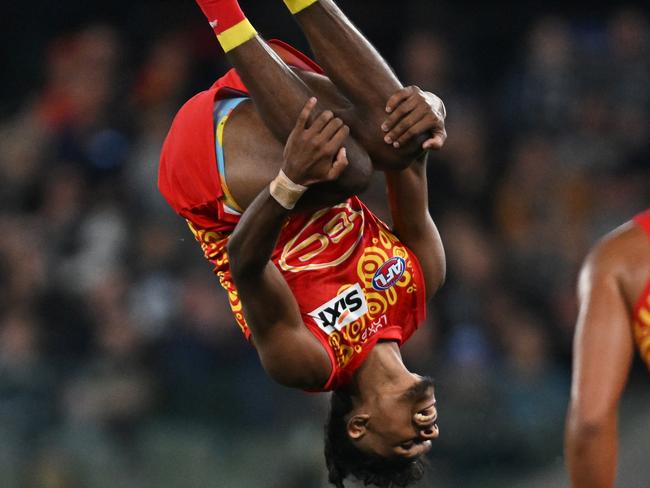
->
xmin=350 ymin=341 xmax=414 ymax=402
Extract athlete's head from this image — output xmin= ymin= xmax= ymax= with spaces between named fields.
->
xmin=325 ymin=376 xmax=437 ymax=487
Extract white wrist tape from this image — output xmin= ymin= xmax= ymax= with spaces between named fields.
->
xmin=269 ymin=170 xmax=308 ymax=210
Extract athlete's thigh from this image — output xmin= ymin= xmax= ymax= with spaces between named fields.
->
xmin=298 ymin=70 xmax=417 ymax=170
xmin=223 ymin=82 xmax=369 ymax=212
xmin=297 ymin=70 xmax=361 ymax=132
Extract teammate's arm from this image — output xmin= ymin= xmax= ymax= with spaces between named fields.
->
xmin=382 ymin=88 xmax=446 ymax=299
xmin=565 ymin=238 xmax=635 ymax=488
xmin=227 ymin=99 xmax=349 ymax=388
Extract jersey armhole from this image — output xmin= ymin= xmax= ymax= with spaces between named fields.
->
xmin=633 ymin=210 xmax=650 ymax=240
xmin=214 ymin=96 xmax=250 ymax=214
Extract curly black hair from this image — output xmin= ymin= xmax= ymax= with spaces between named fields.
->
xmin=324 ymin=389 xmax=427 ymax=488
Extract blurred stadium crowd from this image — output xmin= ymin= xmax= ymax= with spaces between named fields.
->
xmin=0 ymin=1 xmax=648 ymax=487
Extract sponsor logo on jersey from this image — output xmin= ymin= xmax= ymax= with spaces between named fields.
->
xmin=361 ymin=314 xmax=388 ymax=342
xmin=372 ymin=256 xmax=406 ymax=291
xmin=309 ymin=284 xmax=368 ymax=335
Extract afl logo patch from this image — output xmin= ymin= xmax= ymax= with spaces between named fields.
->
xmin=372 ymin=256 xmax=406 ymax=291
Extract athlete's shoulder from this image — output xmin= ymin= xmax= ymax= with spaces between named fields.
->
xmin=584 ymin=220 xmax=644 ymax=272
xmin=633 ymin=208 xmax=650 ymax=236
xmin=580 ymin=214 xmax=650 ymax=302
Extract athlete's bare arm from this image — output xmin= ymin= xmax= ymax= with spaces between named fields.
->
xmin=227 ymin=99 xmax=350 ymax=389
xmin=566 ymin=223 xmax=650 ymax=488
xmin=292 ymin=0 xmax=440 ymax=164
xmin=384 ymin=157 xmax=445 ymax=300
xmin=383 ymin=88 xmax=446 ymax=299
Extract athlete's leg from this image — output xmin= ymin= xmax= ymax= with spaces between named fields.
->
xmin=226 ymin=34 xmax=417 ymax=171
xmin=287 ymin=0 xmax=426 ymax=166
xmin=226 ymin=40 xmax=321 ymax=141
xmin=194 ymin=0 xmax=371 ymax=190
xmin=290 ymin=0 xmax=401 ymax=109
xmin=195 ymin=1 xmax=418 ymax=171
xmin=222 ymin=96 xmax=361 ymax=211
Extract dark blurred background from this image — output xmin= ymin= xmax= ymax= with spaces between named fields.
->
xmin=0 ymin=1 xmax=649 ymax=487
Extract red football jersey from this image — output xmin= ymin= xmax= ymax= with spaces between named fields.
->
xmin=158 ymin=41 xmax=427 ymax=391
xmin=632 ymin=209 xmax=650 ymax=370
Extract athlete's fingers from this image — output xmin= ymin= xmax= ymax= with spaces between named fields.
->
xmin=394 ymin=116 xmax=445 ymax=149
xmin=393 ymin=120 xmax=429 ymax=149
xmin=322 ymin=125 xmax=350 ymax=161
xmin=318 ymin=116 xmax=345 ymax=142
xmin=324 ymin=124 xmax=350 ymax=155
xmin=422 ymin=130 xmax=447 ymax=150
xmin=385 ymin=86 xmax=416 ymax=114
xmin=394 ymin=112 xmax=444 ymax=148
xmin=308 ymin=109 xmax=335 ymax=134
xmin=296 ymin=97 xmax=317 ymax=130
xmin=327 ymin=147 xmax=349 ymax=181
xmin=423 ymin=133 xmax=447 ymax=150
xmin=381 ymin=97 xmax=419 ymax=137
xmin=384 ymin=107 xmax=428 ymax=145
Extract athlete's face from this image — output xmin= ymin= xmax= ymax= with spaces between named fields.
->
xmin=349 ymin=375 xmax=439 ymax=460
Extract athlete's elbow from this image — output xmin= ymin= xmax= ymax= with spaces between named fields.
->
xmin=567 ymin=403 xmax=615 ymax=439
xmin=227 ymin=249 xmax=247 ymax=285
xmin=227 ymin=237 xmax=263 ymax=284
xmin=258 ymin=347 xmax=326 ymax=390
xmin=568 ymin=417 xmax=609 ymax=440
xmin=264 ymin=363 xmax=307 ymax=389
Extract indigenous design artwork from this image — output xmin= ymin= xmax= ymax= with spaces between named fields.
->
xmin=633 ymin=294 xmax=650 ymax=370
xmin=187 ymin=201 xmax=422 ymax=366
xmin=326 ymin=228 xmax=417 ymax=370
xmin=187 ymin=220 xmax=248 ymax=336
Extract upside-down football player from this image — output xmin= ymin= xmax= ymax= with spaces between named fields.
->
xmin=566 ymin=209 xmax=650 ymax=488
xmin=158 ymin=1 xmax=447 ymax=486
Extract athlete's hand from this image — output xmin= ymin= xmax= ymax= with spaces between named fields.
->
xmin=282 ymin=97 xmax=350 ymax=187
xmin=381 ymin=86 xmax=447 ymax=151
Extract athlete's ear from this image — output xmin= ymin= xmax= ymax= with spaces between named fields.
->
xmin=347 ymin=414 xmax=370 ymax=440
